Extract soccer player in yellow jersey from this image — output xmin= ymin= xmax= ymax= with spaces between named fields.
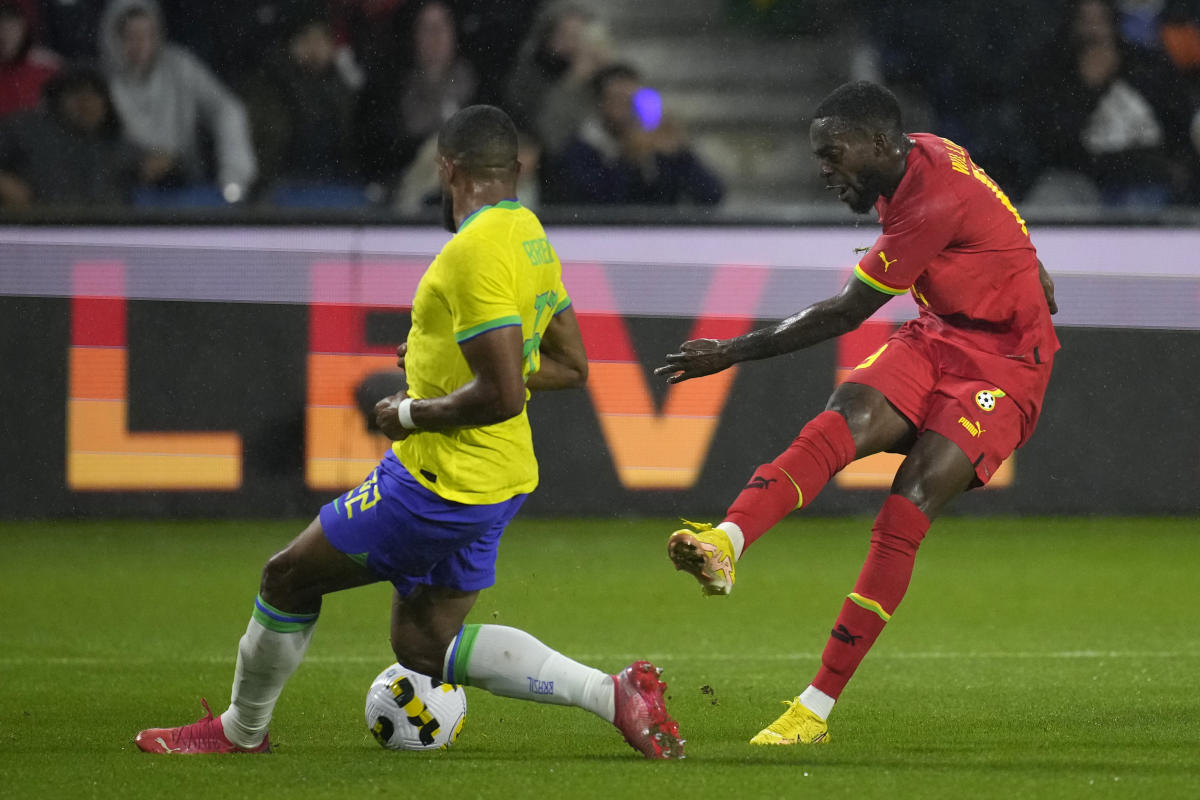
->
xmin=135 ymin=106 xmax=684 ymax=759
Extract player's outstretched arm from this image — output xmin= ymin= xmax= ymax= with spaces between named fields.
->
xmin=526 ymin=306 xmax=588 ymax=392
xmin=374 ymin=325 xmax=527 ymax=439
xmin=654 ymin=276 xmax=890 ymax=384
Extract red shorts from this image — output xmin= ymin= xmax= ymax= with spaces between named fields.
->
xmin=843 ymin=322 xmax=1054 ymax=484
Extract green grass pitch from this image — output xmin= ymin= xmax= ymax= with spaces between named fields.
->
xmin=1 ymin=516 xmax=1198 ymax=799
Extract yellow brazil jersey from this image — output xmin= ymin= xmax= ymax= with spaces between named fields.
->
xmin=393 ymin=200 xmax=571 ymax=504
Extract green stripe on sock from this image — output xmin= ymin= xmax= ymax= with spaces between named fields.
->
xmin=452 ymin=623 xmax=483 ymax=686
xmin=252 ymin=595 xmax=318 ymax=634
xmin=848 ymin=592 xmax=892 ymax=622
xmin=252 ymin=607 xmax=315 ymax=633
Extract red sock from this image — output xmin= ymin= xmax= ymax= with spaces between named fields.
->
xmin=812 ymin=494 xmax=930 ymax=699
xmin=725 ymin=410 xmax=857 ymax=549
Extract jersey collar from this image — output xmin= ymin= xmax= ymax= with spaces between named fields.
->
xmin=457 ymin=199 xmax=522 ymax=233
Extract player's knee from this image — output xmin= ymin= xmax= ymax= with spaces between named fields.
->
xmin=259 ymin=549 xmax=309 ymax=609
xmin=390 ymin=632 xmax=449 ymax=680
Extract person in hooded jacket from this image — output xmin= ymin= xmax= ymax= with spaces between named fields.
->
xmin=97 ymin=0 xmax=256 ymax=199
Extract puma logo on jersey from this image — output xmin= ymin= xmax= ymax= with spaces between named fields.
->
xmin=878 ymin=251 xmax=897 ymax=272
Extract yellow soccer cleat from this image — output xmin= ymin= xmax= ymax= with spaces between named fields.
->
xmin=749 ymin=697 xmax=830 ymax=745
xmin=667 ymin=520 xmax=735 ymax=596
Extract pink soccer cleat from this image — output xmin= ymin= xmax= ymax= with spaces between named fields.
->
xmin=134 ymin=699 xmax=271 ymax=754
xmin=611 ymin=661 xmax=685 ymax=759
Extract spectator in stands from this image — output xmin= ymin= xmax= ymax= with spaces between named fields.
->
xmin=543 ymin=63 xmax=723 ymax=206
xmin=357 ymin=0 xmax=477 ymax=189
xmin=393 ymin=126 xmax=543 ymax=215
xmin=98 ymin=0 xmax=257 ymax=201
xmin=242 ymin=13 xmax=361 ymax=194
xmin=504 ymin=1 xmax=612 ymax=157
xmin=0 ymin=65 xmax=143 ymax=209
xmin=856 ymin=0 xmax=1058 ymax=198
xmin=454 ymin=0 xmax=538 ymax=107
xmin=1025 ymin=0 xmax=1197 ymax=206
xmin=0 ymin=0 xmax=61 ymax=118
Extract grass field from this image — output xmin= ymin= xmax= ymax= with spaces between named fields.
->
xmin=2 ymin=516 xmax=1198 ymax=799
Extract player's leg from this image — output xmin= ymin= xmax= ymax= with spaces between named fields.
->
xmin=387 ymin=509 xmax=683 ymax=759
xmin=219 ymin=516 xmax=380 ymax=748
xmin=135 ymin=471 xmax=384 ymax=754
xmin=752 ymin=431 xmax=975 ymax=745
xmin=669 ymin=382 xmax=916 ymax=595
xmin=419 ymin=596 xmax=683 ymax=759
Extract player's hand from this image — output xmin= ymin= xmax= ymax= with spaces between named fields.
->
xmin=374 ymin=393 xmax=412 ymax=441
xmin=396 ymin=341 xmax=408 ymax=371
xmin=654 ymin=338 xmax=734 ymax=384
xmin=1037 ymin=260 xmax=1058 ymax=315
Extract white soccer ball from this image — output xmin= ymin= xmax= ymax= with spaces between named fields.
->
xmin=365 ymin=662 xmax=467 ymax=751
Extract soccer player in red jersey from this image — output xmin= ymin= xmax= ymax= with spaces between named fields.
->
xmin=656 ymin=81 xmax=1060 ymax=745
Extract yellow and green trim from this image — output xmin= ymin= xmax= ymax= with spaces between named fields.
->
xmin=853 ymin=264 xmax=908 ymax=296
xmin=848 ymin=591 xmax=892 ymax=622
xmin=456 ymin=199 xmax=523 ymax=233
xmin=455 ymin=315 xmax=522 ymax=343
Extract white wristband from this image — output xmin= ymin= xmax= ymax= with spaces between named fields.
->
xmin=396 ymin=397 xmax=418 ymax=430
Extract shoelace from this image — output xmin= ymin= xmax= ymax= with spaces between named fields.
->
xmin=176 ymin=698 xmax=223 ymax=748
xmin=767 ymin=699 xmax=805 ymax=734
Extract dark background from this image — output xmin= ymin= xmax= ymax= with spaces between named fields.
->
xmin=2 ymin=296 xmax=1196 ymax=519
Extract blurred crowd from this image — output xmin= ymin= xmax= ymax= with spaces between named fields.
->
xmin=0 ymin=0 xmax=723 ymax=212
xmin=860 ymin=0 xmax=1200 ymax=207
xmin=3 ymin=0 xmax=1200 ymax=212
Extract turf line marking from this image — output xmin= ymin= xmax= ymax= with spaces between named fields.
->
xmin=1 ymin=650 xmax=1197 ymax=667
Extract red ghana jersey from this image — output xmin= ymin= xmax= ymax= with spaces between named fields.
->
xmin=853 ymin=133 xmax=1060 ymax=361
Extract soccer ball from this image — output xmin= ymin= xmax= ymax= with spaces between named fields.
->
xmin=365 ymin=662 xmax=467 ymax=751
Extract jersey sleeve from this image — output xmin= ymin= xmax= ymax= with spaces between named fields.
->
xmin=439 ymin=236 xmax=521 ymax=344
xmin=854 ymin=187 xmax=961 ymax=296
xmin=552 ymin=278 xmax=572 ymax=315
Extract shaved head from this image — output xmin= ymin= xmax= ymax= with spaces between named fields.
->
xmin=813 ymin=80 xmax=904 ymax=140
xmin=438 ymin=104 xmax=519 ymax=178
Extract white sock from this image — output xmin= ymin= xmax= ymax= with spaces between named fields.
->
xmin=220 ymin=600 xmax=318 ymax=748
xmin=717 ymin=521 xmax=745 ymax=560
xmin=799 ymin=685 xmax=835 ymax=721
xmin=443 ymin=624 xmax=615 ymax=722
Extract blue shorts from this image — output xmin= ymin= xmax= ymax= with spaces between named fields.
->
xmin=320 ymin=451 xmax=527 ymax=596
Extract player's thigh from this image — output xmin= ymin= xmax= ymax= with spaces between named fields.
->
xmin=827 ymin=381 xmax=918 ymax=458
xmin=260 ymin=516 xmax=381 ymax=610
xmin=390 ymin=585 xmax=480 ymax=678
xmin=890 ymin=431 xmax=977 ymax=519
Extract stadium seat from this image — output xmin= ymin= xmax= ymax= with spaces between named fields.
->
xmin=269 ymin=182 xmax=372 ymax=209
xmin=131 ymin=185 xmax=229 ymax=209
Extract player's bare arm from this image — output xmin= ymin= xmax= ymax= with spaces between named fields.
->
xmin=526 ymin=306 xmax=588 ymax=391
xmin=655 ymin=277 xmax=890 ymax=384
xmin=1037 ymin=259 xmax=1058 ymax=315
xmin=374 ymin=325 xmax=526 ymax=439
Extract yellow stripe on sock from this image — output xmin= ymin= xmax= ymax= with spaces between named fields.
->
xmin=847 ymin=592 xmax=892 ymax=622
xmin=774 ymin=466 xmax=804 ymax=509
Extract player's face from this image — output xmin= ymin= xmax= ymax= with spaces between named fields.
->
xmin=810 ymin=117 xmax=886 ymax=214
